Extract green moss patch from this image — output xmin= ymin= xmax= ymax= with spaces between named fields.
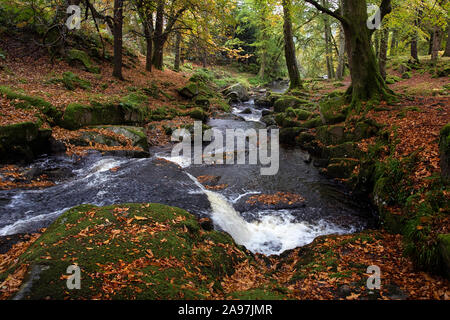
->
xmin=2 ymin=203 xmax=249 ymax=299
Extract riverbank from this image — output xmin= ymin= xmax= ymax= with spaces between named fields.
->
xmin=0 ymin=35 xmax=449 ymax=299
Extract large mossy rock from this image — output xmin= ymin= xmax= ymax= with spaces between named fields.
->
xmin=178 ymin=82 xmax=199 ymax=99
xmin=96 ymin=126 xmax=149 ymax=150
xmin=274 ymin=95 xmax=310 ymax=113
xmin=319 ymin=95 xmax=347 ymax=125
xmin=326 ymin=158 xmax=359 ymax=179
xmin=1 ymin=203 xmax=249 ymax=300
xmin=0 ymin=122 xmax=52 ymax=163
xmin=61 ymin=99 xmax=148 ymax=130
xmin=222 ymin=83 xmax=249 ymax=103
xmin=66 ymin=126 xmax=149 ymax=153
xmin=439 ymin=124 xmax=450 ymax=183
xmin=66 ymin=49 xmax=100 ymax=73
xmin=279 ymin=127 xmax=305 ymax=145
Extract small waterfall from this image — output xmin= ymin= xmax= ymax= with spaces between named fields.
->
xmin=184 ymin=172 xmax=350 ymax=255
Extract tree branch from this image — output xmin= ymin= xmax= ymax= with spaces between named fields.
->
xmin=304 ymin=0 xmax=347 ymax=25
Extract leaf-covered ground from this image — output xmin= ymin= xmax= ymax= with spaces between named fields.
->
xmin=0 ymin=204 xmax=448 ymax=300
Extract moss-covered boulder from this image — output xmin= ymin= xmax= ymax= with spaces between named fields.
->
xmin=315 ymin=125 xmax=346 ymax=145
xmin=326 ymin=158 xmax=359 ymax=179
xmin=61 ymin=99 xmax=149 ymax=130
xmin=279 ymin=127 xmax=305 ymax=145
xmin=66 ymin=49 xmax=100 ymax=73
xmin=91 ymin=126 xmax=149 ymax=150
xmin=222 ymin=83 xmax=249 ymax=102
xmin=0 ymin=203 xmax=249 ymax=300
xmin=178 ymin=82 xmax=199 ymax=99
xmin=188 ymin=108 xmax=207 ymax=121
xmin=274 ymin=96 xmax=310 ymax=113
xmin=0 ymin=121 xmax=52 ymax=163
xmin=324 ymin=142 xmax=363 ymax=159
xmin=439 ymin=124 xmax=450 ymax=183
xmin=194 ymin=95 xmax=210 ymax=110
xmin=319 ymin=95 xmax=347 ymax=125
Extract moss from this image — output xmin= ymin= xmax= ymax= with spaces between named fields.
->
xmin=188 ymin=108 xmax=207 ymax=121
xmin=66 ymin=49 xmax=100 ymax=73
xmin=2 ymin=203 xmax=249 ymax=300
xmin=319 ymin=95 xmax=347 ymax=125
xmin=0 ymin=86 xmax=62 ymax=123
xmin=280 ymin=127 xmax=304 ymax=145
xmin=274 ymin=95 xmax=310 ymax=113
xmin=48 ymin=72 xmax=91 ymax=90
xmin=194 ymin=95 xmax=210 ymax=110
xmin=178 ymin=82 xmax=199 ymax=99
xmin=301 ymin=117 xmax=323 ymax=129
xmin=326 ymin=158 xmax=359 ymax=179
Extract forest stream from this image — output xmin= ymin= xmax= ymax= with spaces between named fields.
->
xmin=0 ymin=85 xmax=376 ymax=256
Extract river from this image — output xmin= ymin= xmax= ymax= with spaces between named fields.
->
xmin=0 ymin=87 xmax=375 ymax=255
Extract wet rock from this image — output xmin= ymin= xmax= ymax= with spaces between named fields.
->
xmin=313 ymin=158 xmax=329 ymax=168
xmin=261 ymin=109 xmax=272 ymax=116
xmin=222 ymin=83 xmax=249 ymax=102
xmin=102 ymin=149 xmax=150 ymax=158
xmin=49 ymin=137 xmax=66 ymax=154
xmin=254 ymin=95 xmax=272 ymax=108
xmin=0 ymin=122 xmax=52 ymax=164
xmin=303 ymin=153 xmax=312 ymax=164
xmin=240 ymin=107 xmax=252 ymax=114
xmin=261 ymin=115 xmax=276 ymax=127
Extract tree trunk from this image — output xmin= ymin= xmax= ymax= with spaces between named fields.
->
xmin=379 ymin=27 xmax=389 ymax=80
xmin=428 ymin=31 xmax=434 ymax=55
xmin=374 ymin=30 xmax=380 ymax=59
xmin=282 ymin=0 xmax=302 ymax=89
xmin=174 ymin=31 xmax=181 ymax=72
xmin=341 ymin=0 xmax=392 ymax=108
xmin=431 ymin=26 xmax=442 ymax=62
xmin=112 ymin=0 xmax=123 ymax=80
xmin=144 ymin=23 xmax=153 ymax=72
xmin=389 ymin=29 xmax=397 ymax=56
xmin=258 ymin=49 xmax=266 ymax=79
xmin=335 ymin=0 xmax=345 ymax=80
xmin=322 ymin=0 xmax=335 ymax=79
xmin=152 ymin=0 xmax=165 ymax=70
xmin=411 ymin=34 xmax=419 ymax=62
xmin=444 ymin=23 xmax=450 ymax=57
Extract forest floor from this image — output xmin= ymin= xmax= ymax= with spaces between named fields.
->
xmin=0 ymin=35 xmax=449 ymax=299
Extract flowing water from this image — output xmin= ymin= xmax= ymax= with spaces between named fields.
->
xmin=0 ymin=86 xmax=375 ymax=255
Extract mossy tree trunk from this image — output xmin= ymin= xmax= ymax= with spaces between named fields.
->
xmin=306 ymin=0 xmax=394 ymax=110
xmin=174 ymin=31 xmax=181 ymax=72
xmin=112 ymin=0 xmax=124 ymax=80
xmin=379 ymin=27 xmax=389 ymax=79
xmin=282 ymin=0 xmax=303 ymax=90
xmin=443 ymin=23 xmax=450 ymax=57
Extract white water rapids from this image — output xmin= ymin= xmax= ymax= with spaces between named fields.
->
xmin=160 ymin=154 xmax=354 ymax=255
